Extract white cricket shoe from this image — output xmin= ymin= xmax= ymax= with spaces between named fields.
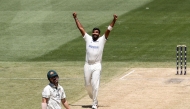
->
xmin=92 ymin=101 xmax=98 ymax=109
xmin=92 ymin=105 xmax=98 ymax=109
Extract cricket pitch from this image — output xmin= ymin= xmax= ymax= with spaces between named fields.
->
xmin=71 ymin=68 xmax=190 ymax=109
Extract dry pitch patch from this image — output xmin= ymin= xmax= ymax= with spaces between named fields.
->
xmin=70 ymin=68 xmax=190 ymax=109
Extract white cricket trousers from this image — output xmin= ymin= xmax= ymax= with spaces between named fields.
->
xmin=84 ymin=63 xmax=101 ymax=104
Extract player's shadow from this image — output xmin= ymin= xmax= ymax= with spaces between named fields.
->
xmin=70 ymin=104 xmax=109 ymax=108
xmin=82 ymin=105 xmax=92 ymax=108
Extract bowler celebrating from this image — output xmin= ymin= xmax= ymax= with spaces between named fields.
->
xmin=73 ymin=12 xmax=117 ymax=109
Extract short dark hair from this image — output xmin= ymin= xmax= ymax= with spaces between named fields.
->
xmin=92 ymin=28 xmax=101 ymax=34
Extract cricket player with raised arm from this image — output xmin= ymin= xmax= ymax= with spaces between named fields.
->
xmin=41 ymin=70 xmax=70 ymax=109
xmin=73 ymin=12 xmax=117 ymax=109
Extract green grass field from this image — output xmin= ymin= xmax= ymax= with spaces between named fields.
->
xmin=0 ymin=0 xmax=190 ymax=108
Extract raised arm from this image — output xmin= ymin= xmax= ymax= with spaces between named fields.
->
xmin=73 ymin=12 xmax=86 ymax=36
xmin=104 ymin=14 xmax=118 ymax=39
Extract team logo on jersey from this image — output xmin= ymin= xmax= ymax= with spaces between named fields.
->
xmin=89 ymin=45 xmax=99 ymax=49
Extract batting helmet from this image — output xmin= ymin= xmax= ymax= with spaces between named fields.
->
xmin=47 ymin=70 xmax=58 ymax=80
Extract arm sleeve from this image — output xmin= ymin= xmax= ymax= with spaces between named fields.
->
xmin=41 ymin=103 xmax=47 ymax=109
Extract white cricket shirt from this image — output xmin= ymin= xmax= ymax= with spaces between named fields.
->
xmin=83 ymin=33 xmax=107 ymax=64
xmin=42 ymin=83 xmax=66 ymax=109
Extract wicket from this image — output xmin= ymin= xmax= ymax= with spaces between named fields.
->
xmin=176 ymin=45 xmax=187 ymax=75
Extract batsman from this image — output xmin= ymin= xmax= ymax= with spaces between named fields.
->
xmin=73 ymin=12 xmax=117 ymax=109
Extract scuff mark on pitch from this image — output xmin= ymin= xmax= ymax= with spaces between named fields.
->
xmin=165 ymin=78 xmax=184 ymax=84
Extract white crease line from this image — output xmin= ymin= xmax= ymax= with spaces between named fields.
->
xmin=0 ymin=78 xmax=82 ymax=80
xmin=120 ymin=70 xmax=135 ymax=80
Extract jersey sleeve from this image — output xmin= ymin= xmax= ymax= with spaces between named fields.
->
xmin=42 ymin=86 xmax=50 ymax=98
xmin=83 ymin=32 xmax=91 ymax=42
xmin=61 ymin=87 xmax=66 ymax=99
xmin=101 ymin=34 xmax=107 ymax=44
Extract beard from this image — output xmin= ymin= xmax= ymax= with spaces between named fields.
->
xmin=92 ymin=34 xmax=99 ymax=41
xmin=51 ymin=77 xmax=59 ymax=85
xmin=54 ymin=77 xmax=59 ymax=83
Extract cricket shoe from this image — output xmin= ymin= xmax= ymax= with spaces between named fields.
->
xmin=92 ymin=104 xmax=98 ymax=109
xmin=92 ymin=101 xmax=98 ymax=109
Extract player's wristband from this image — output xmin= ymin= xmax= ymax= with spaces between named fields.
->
xmin=108 ymin=25 xmax=113 ymax=31
xmin=41 ymin=103 xmax=47 ymax=109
